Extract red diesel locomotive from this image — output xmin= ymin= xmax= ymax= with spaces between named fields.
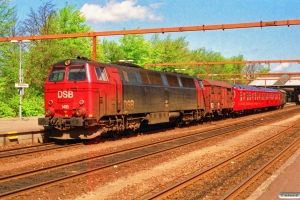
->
xmin=38 ymin=58 xmax=286 ymax=140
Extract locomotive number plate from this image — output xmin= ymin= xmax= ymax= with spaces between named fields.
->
xmin=124 ymin=100 xmax=134 ymax=110
xmin=62 ymin=105 xmax=69 ymax=109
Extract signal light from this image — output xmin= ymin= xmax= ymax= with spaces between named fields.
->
xmin=48 ymin=100 xmax=53 ymax=106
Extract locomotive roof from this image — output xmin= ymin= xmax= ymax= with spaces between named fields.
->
xmin=52 ymin=59 xmax=196 ymax=79
xmin=53 ymin=59 xmax=148 ymax=69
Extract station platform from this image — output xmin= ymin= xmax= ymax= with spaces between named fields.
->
xmin=0 ymin=117 xmax=43 ymax=133
xmin=0 ymin=117 xmax=44 ymax=146
xmin=248 ymin=147 xmax=300 ymax=200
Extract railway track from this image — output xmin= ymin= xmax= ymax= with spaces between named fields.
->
xmin=1 ymin=105 xmax=296 ymax=159
xmin=145 ymin=121 xmax=300 ymax=199
xmin=0 ymin=108 xmax=299 ymax=198
xmin=0 ymin=143 xmax=84 ymax=158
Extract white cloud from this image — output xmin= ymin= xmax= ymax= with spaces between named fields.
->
xmin=80 ymin=0 xmax=163 ymax=24
xmin=273 ymin=63 xmax=290 ymax=72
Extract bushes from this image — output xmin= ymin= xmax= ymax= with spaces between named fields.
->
xmin=0 ymin=101 xmax=15 ymax=118
xmin=0 ymin=95 xmax=44 ymax=118
xmin=22 ymin=96 xmax=44 ymax=117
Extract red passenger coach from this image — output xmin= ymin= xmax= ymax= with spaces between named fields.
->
xmin=232 ymin=84 xmax=283 ymax=114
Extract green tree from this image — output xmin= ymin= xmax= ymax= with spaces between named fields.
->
xmin=20 ymin=2 xmax=92 ymax=97
xmin=150 ymin=34 xmax=190 ymax=72
xmin=119 ymin=32 xmax=151 ymax=66
xmin=0 ymin=0 xmax=18 ymax=117
xmin=98 ymin=39 xmax=124 ymax=63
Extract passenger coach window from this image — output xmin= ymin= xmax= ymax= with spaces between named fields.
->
xmin=68 ymin=66 xmax=86 ymax=81
xmin=49 ymin=67 xmax=65 ymax=81
xmin=95 ymin=67 xmax=108 ymax=81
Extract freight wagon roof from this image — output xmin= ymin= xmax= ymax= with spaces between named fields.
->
xmin=202 ymin=79 xmax=232 ymax=88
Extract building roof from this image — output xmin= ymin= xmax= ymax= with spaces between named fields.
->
xmin=248 ymin=73 xmax=300 ymax=88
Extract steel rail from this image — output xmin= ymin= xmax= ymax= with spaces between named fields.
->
xmin=0 ymin=143 xmax=82 ymax=159
xmin=220 ymin=133 xmax=300 ymax=199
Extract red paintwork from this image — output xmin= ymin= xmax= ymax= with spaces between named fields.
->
xmin=232 ymin=85 xmax=281 ymax=112
xmin=201 ymin=79 xmax=233 ymax=114
xmin=44 ymin=62 xmax=123 ymax=119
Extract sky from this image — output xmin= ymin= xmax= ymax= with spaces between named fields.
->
xmin=9 ymin=0 xmax=300 ymax=72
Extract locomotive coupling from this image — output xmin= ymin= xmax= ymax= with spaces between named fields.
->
xmin=70 ymin=118 xmax=83 ymax=126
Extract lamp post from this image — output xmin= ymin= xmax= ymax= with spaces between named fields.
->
xmin=11 ymin=39 xmax=30 ymax=120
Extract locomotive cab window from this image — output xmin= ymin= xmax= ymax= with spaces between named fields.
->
xmin=68 ymin=66 xmax=86 ymax=81
xmin=49 ymin=67 xmax=65 ymax=81
xmin=95 ymin=67 xmax=108 ymax=81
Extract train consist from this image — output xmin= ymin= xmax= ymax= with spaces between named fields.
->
xmin=38 ymin=58 xmax=286 ymax=140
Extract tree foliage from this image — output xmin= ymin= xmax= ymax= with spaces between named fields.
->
xmin=119 ymin=33 xmax=151 ymax=66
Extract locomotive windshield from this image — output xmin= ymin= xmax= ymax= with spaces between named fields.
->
xmin=68 ymin=66 xmax=86 ymax=81
xmin=49 ymin=67 xmax=65 ymax=81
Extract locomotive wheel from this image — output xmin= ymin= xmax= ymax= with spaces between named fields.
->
xmin=112 ymin=132 xmax=120 ymax=138
xmin=126 ymin=129 xmax=136 ymax=136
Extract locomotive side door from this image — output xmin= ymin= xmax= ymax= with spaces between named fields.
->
xmin=95 ymin=66 xmax=121 ymax=116
xmin=107 ymin=68 xmax=122 ymax=114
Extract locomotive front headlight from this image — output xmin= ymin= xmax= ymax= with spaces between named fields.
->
xmin=79 ymin=100 xmax=84 ymax=106
xmin=45 ymin=108 xmax=55 ymax=117
xmin=64 ymin=59 xmax=71 ymax=66
xmin=75 ymin=108 xmax=86 ymax=117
